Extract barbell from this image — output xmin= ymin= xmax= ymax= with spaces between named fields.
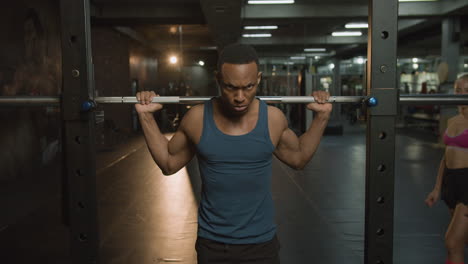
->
xmin=0 ymin=95 xmax=467 ymax=111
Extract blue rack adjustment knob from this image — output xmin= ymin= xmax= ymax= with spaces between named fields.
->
xmin=367 ymin=97 xmax=378 ymax=107
xmin=81 ymin=100 xmax=96 ymax=112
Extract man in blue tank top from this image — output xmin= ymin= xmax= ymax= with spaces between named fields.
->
xmin=135 ymin=43 xmax=332 ymax=264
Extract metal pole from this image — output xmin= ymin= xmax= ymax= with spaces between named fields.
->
xmin=1 ymin=95 xmax=468 ymax=105
xmin=60 ymin=0 xmax=99 ymax=263
xmin=98 ymin=96 xmax=369 ymax=104
xmin=399 ymin=94 xmax=468 ymax=104
xmin=0 ymin=96 xmax=61 ymax=104
xmin=365 ymin=0 xmax=398 ymax=263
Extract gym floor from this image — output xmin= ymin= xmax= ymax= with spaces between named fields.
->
xmin=1 ymin=124 xmax=467 ymax=263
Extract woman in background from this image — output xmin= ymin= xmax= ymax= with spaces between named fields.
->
xmin=425 ymin=74 xmax=468 ymax=264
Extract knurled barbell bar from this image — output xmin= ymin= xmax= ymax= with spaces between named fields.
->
xmin=0 ymin=95 xmax=467 ymax=111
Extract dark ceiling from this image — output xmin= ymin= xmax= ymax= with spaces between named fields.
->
xmin=90 ymin=0 xmax=468 ymax=66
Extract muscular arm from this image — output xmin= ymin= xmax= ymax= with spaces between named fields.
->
xmin=273 ymin=108 xmax=330 ymax=170
xmin=139 ymin=111 xmax=195 ymax=175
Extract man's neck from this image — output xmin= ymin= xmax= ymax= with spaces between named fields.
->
xmin=216 ymin=97 xmax=258 ymax=122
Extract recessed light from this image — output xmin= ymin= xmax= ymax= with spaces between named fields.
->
xmin=331 ymin=31 xmax=362 ymax=37
xmin=242 ymin=33 xmax=272 ymax=38
xmin=399 ymin=0 xmax=437 ymax=2
xmin=345 ymin=23 xmax=368 ymax=29
xmin=169 ymin=56 xmax=178 ymax=64
xmin=304 ymin=48 xmax=326 ymax=52
xmin=248 ymin=0 xmax=294 ymax=4
xmin=356 ymin=57 xmax=365 ymax=64
xmin=244 ymin=26 xmax=278 ymax=30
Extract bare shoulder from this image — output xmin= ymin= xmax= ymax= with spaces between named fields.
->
xmin=180 ymin=104 xmax=203 ymax=129
xmin=448 ymin=115 xmax=458 ymax=123
xmin=446 ymin=115 xmax=468 ymax=136
xmin=268 ymin=105 xmax=288 ymax=128
xmin=447 ymin=115 xmax=465 ymax=127
xmin=179 ymin=104 xmax=204 ymax=144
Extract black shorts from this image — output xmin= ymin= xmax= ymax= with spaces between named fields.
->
xmin=195 ymin=235 xmax=281 ymax=264
xmin=441 ymin=167 xmax=468 ymax=209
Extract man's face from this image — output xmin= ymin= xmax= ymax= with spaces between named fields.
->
xmin=217 ymin=62 xmax=261 ymax=115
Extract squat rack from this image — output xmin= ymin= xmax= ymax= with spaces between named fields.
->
xmin=60 ymin=0 xmax=98 ymax=263
xmin=0 ymin=0 xmax=465 ymax=263
xmin=366 ymin=1 xmax=397 ymax=263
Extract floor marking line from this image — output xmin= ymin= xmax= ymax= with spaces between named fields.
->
xmin=97 ymin=147 xmax=141 ymax=175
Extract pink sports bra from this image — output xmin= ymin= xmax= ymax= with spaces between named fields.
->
xmin=443 ymin=129 xmax=468 ymax=149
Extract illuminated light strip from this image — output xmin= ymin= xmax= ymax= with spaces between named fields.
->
xmin=399 ymin=0 xmax=437 ymax=2
xmin=244 ymin=26 xmax=278 ymax=30
xmin=248 ymin=0 xmax=294 ymax=4
xmin=345 ymin=23 xmax=368 ymax=28
xmin=332 ymin=31 xmax=362 ymax=37
xmin=304 ymin=48 xmax=326 ymax=52
xmin=242 ymin=33 xmax=272 ymax=37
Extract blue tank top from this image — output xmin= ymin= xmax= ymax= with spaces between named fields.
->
xmin=196 ymin=98 xmax=276 ymax=244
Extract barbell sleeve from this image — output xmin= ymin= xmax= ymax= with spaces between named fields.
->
xmin=0 ymin=96 xmax=61 ymax=105
xmin=399 ymin=94 xmax=468 ymax=105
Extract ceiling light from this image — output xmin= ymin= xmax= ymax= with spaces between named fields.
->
xmin=199 ymin=46 xmax=217 ymax=50
xmin=345 ymin=23 xmax=368 ymax=29
xmin=315 ymin=56 xmax=320 ymax=59
xmin=242 ymin=33 xmax=272 ymax=38
xmin=169 ymin=26 xmax=178 ymax=34
xmin=356 ymin=57 xmax=365 ymax=64
xmin=304 ymin=48 xmax=326 ymax=52
xmin=248 ymin=0 xmax=294 ymax=4
xmin=329 ymin=63 xmax=335 ymax=70
xmin=290 ymin=56 xmax=305 ymax=60
xmin=198 ymin=60 xmax=205 ymax=66
xmin=244 ymin=26 xmax=278 ymax=30
xmin=412 ymin=58 xmax=418 ymax=63
xmin=399 ymin=0 xmax=437 ymax=2
xmin=331 ymin=31 xmax=362 ymax=37
xmin=169 ymin=56 xmax=178 ymax=64
xmin=412 ymin=63 xmax=419 ymax=69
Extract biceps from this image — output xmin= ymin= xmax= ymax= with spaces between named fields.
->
xmin=168 ymin=131 xmax=194 ymax=164
xmin=275 ymin=128 xmax=300 ymax=156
